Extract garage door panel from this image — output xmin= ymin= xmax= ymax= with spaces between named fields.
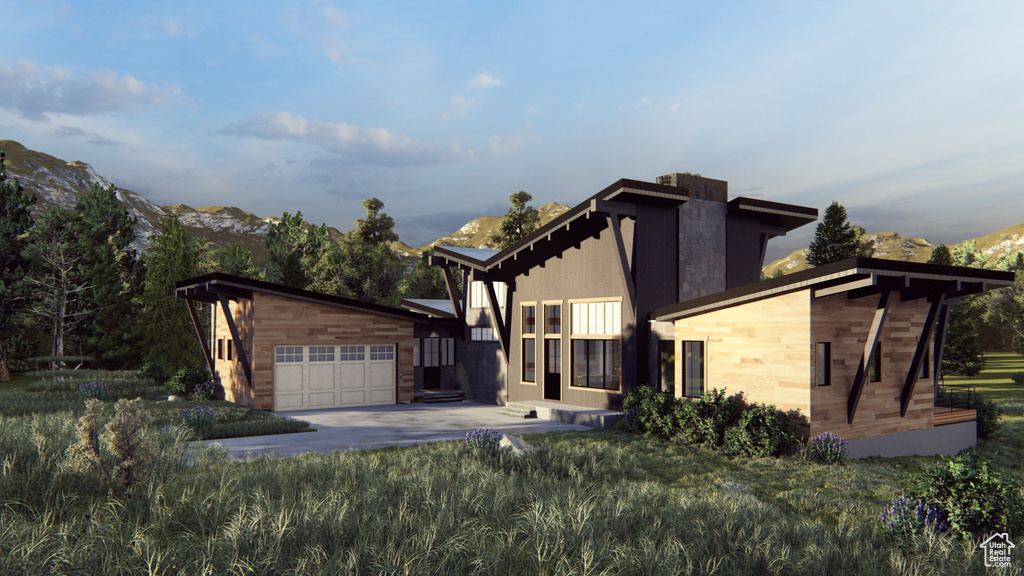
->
xmin=339 ymin=390 xmax=366 ymax=405
xmin=277 ymin=366 xmax=303 ymax=392
xmin=368 ymin=363 xmax=393 ymax=389
xmin=369 ymin=388 xmax=394 ymax=403
xmin=339 ymin=364 xmax=365 ymax=389
xmin=276 ymin=393 xmax=304 ymax=410
xmin=309 ymin=391 xmax=337 ymax=407
xmin=309 ymin=365 xmax=335 ymax=390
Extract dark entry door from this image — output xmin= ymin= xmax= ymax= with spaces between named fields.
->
xmin=423 ymin=337 xmax=441 ymax=389
xmin=544 ymin=339 xmax=561 ymax=401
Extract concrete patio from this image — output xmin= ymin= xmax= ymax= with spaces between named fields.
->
xmin=202 ymin=401 xmax=596 ymax=458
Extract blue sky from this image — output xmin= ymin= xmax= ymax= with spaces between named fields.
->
xmin=2 ymin=1 xmax=1022 ymax=261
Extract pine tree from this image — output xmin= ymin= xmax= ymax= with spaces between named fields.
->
xmin=0 ymin=147 xmax=36 ymax=381
xmin=353 ymin=198 xmax=399 ymax=245
xmin=491 ymin=191 xmax=540 ymax=250
xmin=264 ymin=212 xmax=333 ymax=289
xmin=806 ymin=201 xmax=866 ymax=267
xmin=927 ymin=244 xmax=952 ymax=266
xmin=214 ymin=245 xmax=263 ymax=279
xmin=401 ymin=248 xmax=448 ymax=300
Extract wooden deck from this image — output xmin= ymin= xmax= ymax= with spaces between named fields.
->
xmin=934 ymin=407 xmax=977 ymax=426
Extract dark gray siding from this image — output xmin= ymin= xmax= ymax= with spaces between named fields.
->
xmin=726 ymin=212 xmax=764 ymax=289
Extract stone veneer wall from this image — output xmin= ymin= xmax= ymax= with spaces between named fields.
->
xmin=678 ymin=197 xmax=728 ymax=301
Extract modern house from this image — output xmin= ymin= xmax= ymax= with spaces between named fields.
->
xmin=176 ymin=171 xmax=1014 ymax=457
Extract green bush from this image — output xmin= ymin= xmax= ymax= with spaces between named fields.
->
xmin=619 ymin=384 xmax=680 ymax=437
xmin=908 ymin=454 xmax=1024 ymax=537
xmin=165 ymin=366 xmax=210 ymax=397
xmin=137 ymin=360 xmax=174 ymax=386
xmin=675 ymin=389 xmax=742 ymax=448
xmin=724 ymin=403 xmax=796 ymax=457
xmin=974 ymin=397 xmax=1001 ymax=439
xmin=1011 ymin=371 xmax=1024 ymax=386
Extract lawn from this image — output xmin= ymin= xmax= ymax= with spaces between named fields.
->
xmin=0 ymin=372 xmax=35 ymax=393
xmin=945 ymin=350 xmax=1024 ymax=402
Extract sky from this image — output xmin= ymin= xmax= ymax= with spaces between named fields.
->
xmin=2 ymin=1 xmax=1023 ymax=262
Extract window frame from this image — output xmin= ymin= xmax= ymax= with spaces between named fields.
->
xmin=681 ymin=340 xmax=705 ymax=398
xmin=816 ymin=342 xmax=831 ymax=386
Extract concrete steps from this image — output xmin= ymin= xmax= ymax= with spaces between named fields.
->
xmin=415 ymin=389 xmax=465 ymax=403
xmin=497 ymin=402 xmax=538 ymax=419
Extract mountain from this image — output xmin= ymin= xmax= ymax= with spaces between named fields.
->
xmin=0 ymin=139 xmax=345 ymax=260
xmin=763 ymin=226 xmax=1024 ymax=276
xmin=390 ymin=202 xmax=571 ymax=259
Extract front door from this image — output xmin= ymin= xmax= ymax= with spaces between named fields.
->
xmin=423 ymin=337 xmax=441 ymax=389
xmin=544 ymin=339 xmax=561 ymax=401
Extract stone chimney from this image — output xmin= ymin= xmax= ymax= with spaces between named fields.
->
xmin=656 ymin=173 xmax=728 ymax=202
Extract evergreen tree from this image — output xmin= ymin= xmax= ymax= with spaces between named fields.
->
xmin=214 ymin=245 xmax=263 ymax=279
xmin=72 ymin=184 xmax=144 ymax=368
xmin=353 ymin=197 xmax=398 ymax=245
xmin=491 ymin=191 xmax=540 ymax=250
xmin=806 ymin=201 xmax=868 ymax=266
xmin=400 ymin=248 xmax=448 ymax=300
xmin=0 ymin=148 xmax=36 ymax=381
xmin=927 ymin=244 xmax=952 ymax=266
xmin=140 ymin=215 xmax=207 ymax=367
xmin=309 ymin=235 xmax=405 ymax=307
xmin=264 ymin=212 xmax=332 ymax=289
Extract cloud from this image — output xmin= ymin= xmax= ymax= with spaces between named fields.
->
xmin=466 ymin=72 xmax=501 ymax=90
xmin=283 ymin=2 xmax=351 ymax=64
xmin=442 ymin=94 xmax=477 ymax=120
xmin=50 ymin=125 xmax=122 ymax=148
xmin=487 ymin=134 xmax=532 ymax=155
xmin=218 ymin=112 xmax=480 ymax=165
xmin=0 ymin=60 xmax=184 ymax=119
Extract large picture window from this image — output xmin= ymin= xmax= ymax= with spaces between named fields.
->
xmin=571 ymin=339 xmax=620 ymax=390
xmin=469 ymin=281 xmax=507 ymax=309
xmin=681 ymin=341 xmax=704 ymax=398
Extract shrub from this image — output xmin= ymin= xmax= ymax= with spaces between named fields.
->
xmin=166 ymin=366 xmax=210 ymax=396
xmin=77 ymin=382 xmax=110 ymax=402
xmin=974 ymin=397 xmax=1001 ymax=439
xmin=619 ymin=384 xmax=680 ymax=437
xmin=192 ymin=381 xmax=217 ymax=401
xmin=908 ymin=454 xmax=1024 ymax=537
xmin=880 ymin=495 xmax=948 ymax=538
xmin=1011 ymin=371 xmax=1024 ymax=386
xmin=183 ymin=406 xmax=218 ymax=431
xmin=137 ymin=360 xmax=174 ymax=386
xmin=809 ymin=432 xmax=849 ymax=464
xmin=724 ymin=403 xmax=796 ymax=457
xmin=676 ymin=389 xmax=742 ymax=447
xmin=68 ymin=398 xmax=156 ymax=492
xmin=465 ymin=428 xmax=503 ymax=452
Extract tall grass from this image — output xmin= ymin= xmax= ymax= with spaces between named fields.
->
xmin=0 ymin=411 xmax=1003 ymax=575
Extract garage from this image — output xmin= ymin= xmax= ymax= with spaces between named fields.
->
xmin=175 ymin=272 xmax=424 ymax=411
xmin=274 ymin=344 xmax=396 ymax=410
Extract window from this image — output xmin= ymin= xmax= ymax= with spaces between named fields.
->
xmin=920 ymin=347 xmax=930 ymax=379
xmin=471 ymin=327 xmax=498 ymax=341
xmin=571 ymin=339 xmax=620 ymax=390
xmin=816 ymin=342 xmax=831 ymax=386
xmin=339 ymin=346 xmax=365 ymax=361
xmin=217 ymin=338 xmax=224 ymax=360
xmin=227 ymin=339 xmax=233 ymax=361
xmin=441 ymin=337 xmax=454 ymax=366
xmin=309 ymin=346 xmax=334 ymax=362
xmin=571 ymin=301 xmax=621 ymax=335
xmin=868 ymin=341 xmax=882 ymax=382
xmin=523 ymin=338 xmax=536 ymax=382
xmin=370 ymin=345 xmax=394 ymax=361
xmin=681 ymin=341 xmax=704 ymax=398
xmin=545 ymin=304 xmax=561 ymax=335
xmin=423 ymin=338 xmax=440 ymax=367
xmin=523 ymin=305 xmax=536 ymax=334
xmin=275 ymin=346 xmax=303 ymax=363
xmin=469 ymin=281 xmax=507 ymax=309
xmin=413 ymin=338 xmax=420 ymax=367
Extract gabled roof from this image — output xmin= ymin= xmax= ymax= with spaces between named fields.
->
xmin=653 ymin=257 xmax=1015 ymax=322
xmin=431 ymin=178 xmax=692 ymax=277
xmin=175 ymin=272 xmax=429 ymax=323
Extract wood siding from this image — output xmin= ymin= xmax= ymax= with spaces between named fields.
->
xmin=213 ymin=298 xmax=255 ymax=407
xmin=810 ymin=293 xmax=934 ymax=440
xmin=213 ymin=292 xmax=416 ymax=410
xmin=673 ymin=289 xmax=813 ymax=416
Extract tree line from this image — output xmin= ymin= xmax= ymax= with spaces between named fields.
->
xmin=0 ymin=142 xmax=544 ymax=381
xmin=806 ymin=201 xmax=1024 ymax=377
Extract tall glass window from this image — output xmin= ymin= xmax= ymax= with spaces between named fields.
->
xmin=682 ymin=341 xmax=704 ymax=398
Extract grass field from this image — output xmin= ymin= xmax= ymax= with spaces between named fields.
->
xmin=0 ymin=372 xmax=34 ymax=393
xmin=945 ymin=351 xmax=1024 ymax=402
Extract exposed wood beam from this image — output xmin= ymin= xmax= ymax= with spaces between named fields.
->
xmin=186 ymin=300 xmax=216 ymax=377
xmin=848 ymin=289 xmax=892 ymax=424
xmin=483 ymin=280 xmax=510 ymax=363
xmin=813 ymin=275 xmax=875 ymax=298
xmin=590 ymin=199 xmax=637 ymax=217
xmin=441 ymin=266 xmax=465 ymax=326
xmin=901 ymin=293 xmax=945 ymax=416
xmin=218 ymin=295 xmax=253 ymax=390
xmin=607 ymin=214 xmax=636 ymax=311
xmin=846 ymin=275 xmax=906 ymax=301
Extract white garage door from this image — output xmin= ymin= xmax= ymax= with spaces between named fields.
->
xmin=274 ymin=344 xmax=396 ymax=410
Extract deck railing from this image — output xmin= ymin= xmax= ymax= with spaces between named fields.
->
xmin=935 ymin=383 xmax=977 ymax=413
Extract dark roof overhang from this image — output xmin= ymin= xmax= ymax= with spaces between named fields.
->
xmin=431 ymin=178 xmax=691 ymax=279
xmin=175 ymin=272 xmax=430 ymax=323
xmin=728 ymin=197 xmax=819 ymax=233
xmin=653 ymin=257 xmax=1015 ymax=322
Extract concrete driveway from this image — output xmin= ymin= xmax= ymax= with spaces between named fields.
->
xmin=203 ymin=401 xmax=594 ymax=458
